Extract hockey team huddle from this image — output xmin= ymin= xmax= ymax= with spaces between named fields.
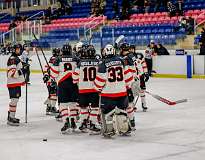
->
xmin=6 ymin=41 xmax=150 ymax=138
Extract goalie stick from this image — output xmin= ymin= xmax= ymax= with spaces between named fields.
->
xmin=145 ymin=91 xmax=188 ymax=105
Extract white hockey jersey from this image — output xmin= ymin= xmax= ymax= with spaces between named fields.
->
xmin=50 ymin=55 xmax=78 ymax=85
xmin=7 ymin=54 xmax=25 ymax=88
xmin=94 ymin=55 xmax=133 ymax=98
xmin=73 ymin=58 xmax=99 ymax=94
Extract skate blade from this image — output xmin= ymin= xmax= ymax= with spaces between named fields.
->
xmin=89 ymin=130 xmax=101 ymax=135
xmin=7 ymin=121 xmax=20 ymax=126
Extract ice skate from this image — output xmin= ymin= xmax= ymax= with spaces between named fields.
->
xmin=79 ymin=119 xmax=88 ymax=133
xmin=55 ymin=113 xmax=62 ymax=122
xmin=70 ymin=118 xmax=77 ymax=131
xmin=61 ymin=118 xmax=70 ymax=134
xmin=89 ymin=122 xmax=101 ymax=135
xmin=46 ymin=105 xmax=52 ymax=115
xmin=7 ymin=116 xmax=20 ymax=126
xmin=142 ymin=103 xmax=148 ymax=112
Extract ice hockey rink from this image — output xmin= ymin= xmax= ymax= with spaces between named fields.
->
xmin=0 ymin=73 xmax=205 ymax=160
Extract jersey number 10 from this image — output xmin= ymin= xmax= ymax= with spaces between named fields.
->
xmin=83 ymin=67 xmax=96 ymax=81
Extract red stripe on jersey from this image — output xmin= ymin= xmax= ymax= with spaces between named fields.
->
xmin=7 ymin=82 xmax=25 ymax=88
xmin=96 ymin=76 xmax=106 ymax=82
xmin=125 ymin=76 xmax=133 ymax=83
xmin=100 ymin=92 xmax=127 ymax=98
xmin=79 ymin=89 xmax=98 ymax=93
xmin=73 ymin=72 xmax=79 ymax=76
xmin=70 ymin=114 xmax=78 ymax=117
xmin=61 ymin=113 xmax=68 ymax=117
xmin=124 ymin=69 xmax=133 ymax=74
xmin=50 ymin=67 xmax=59 ymax=74
xmin=58 ymin=72 xmax=72 ymax=84
xmin=80 ymin=112 xmax=89 ymax=115
xmin=94 ymin=81 xmax=103 ymax=89
xmin=73 ymin=79 xmax=79 ymax=83
xmin=90 ymin=113 xmax=98 ymax=117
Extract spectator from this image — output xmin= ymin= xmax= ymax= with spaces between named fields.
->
xmin=121 ymin=0 xmax=130 ymax=20
xmin=145 ymin=40 xmax=157 ymax=76
xmin=177 ymin=0 xmax=184 ymax=16
xmin=113 ymin=0 xmax=119 ymax=19
xmin=187 ymin=17 xmax=194 ymax=35
xmin=8 ymin=20 xmax=17 ymax=30
xmin=157 ymin=44 xmax=170 ymax=55
xmin=167 ymin=1 xmax=177 ymax=17
xmin=144 ymin=0 xmax=151 ymax=13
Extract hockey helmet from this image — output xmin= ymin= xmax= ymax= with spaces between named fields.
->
xmin=75 ymin=41 xmax=83 ymax=52
xmin=86 ymin=46 xmax=96 ymax=59
xmin=120 ymin=42 xmax=130 ymax=51
xmin=52 ymin=48 xmax=61 ymax=56
xmin=12 ymin=43 xmax=22 ymax=55
xmin=61 ymin=44 xmax=72 ymax=55
xmin=102 ymin=44 xmax=115 ymax=58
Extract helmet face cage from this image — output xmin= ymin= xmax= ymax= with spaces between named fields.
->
xmin=86 ymin=47 xmax=96 ymax=59
xmin=61 ymin=44 xmax=72 ymax=55
xmin=102 ymin=44 xmax=115 ymax=58
xmin=120 ymin=43 xmax=130 ymax=52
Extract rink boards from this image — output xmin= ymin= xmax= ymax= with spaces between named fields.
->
xmin=0 ymin=54 xmax=205 ymax=78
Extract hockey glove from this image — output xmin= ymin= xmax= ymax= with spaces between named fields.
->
xmin=127 ymin=88 xmax=134 ymax=102
xmin=43 ymin=74 xmax=50 ymax=83
xmin=144 ymin=73 xmax=149 ymax=82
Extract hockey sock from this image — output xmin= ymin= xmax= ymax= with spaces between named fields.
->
xmin=59 ymin=103 xmax=69 ymax=122
xmin=140 ymin=90 xmax=147 ymax=107
xmin=79 ymin=107 xmax=89 ymax=124
xmin=126 ymin=103 xmax=135 ymax=121
xmin=8 ymin=98 xmax=19 ymax=118
xmin=89 ymin=107 xmax=99 ymax=125
xmin=68 ymin=102 xmax=78 ymax=121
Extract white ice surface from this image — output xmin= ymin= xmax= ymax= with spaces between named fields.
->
xmin=0 ymin=73 xmax=205 ymax=160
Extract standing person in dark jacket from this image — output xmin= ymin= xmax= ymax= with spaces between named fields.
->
xmin=157 ymin=44 xmax=170 ymax=55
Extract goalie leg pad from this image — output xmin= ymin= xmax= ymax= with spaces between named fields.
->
xmin=101 ymin=109 xmax=116 ymax=137
xmin=113 ymin=107 xmax=131 ymax=135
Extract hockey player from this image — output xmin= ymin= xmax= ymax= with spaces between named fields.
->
xmin=94 ymin=44 xmax=134 ymax=137
xmin=6 ymin=44 xmax=26 ymax=126
xmin=130 ymin=45 xmax=149 ymax=112
xmin=43 ymin=48 xmax=60 ymax=115
xmin=50 ymin=44 xmax=79 ymax=134
xmin=73 ymin=45 xmax=100 ymax=134
xmin=21 ymin=43 xmax=32 ymax=84
xmin=119 ymin=43 xmax=139 ymax=130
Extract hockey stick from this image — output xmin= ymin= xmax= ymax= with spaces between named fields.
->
xmin=145 ymin=91 xmax=187 ymax=105
xmin=32 ymin=32 xmax=50 ymax=68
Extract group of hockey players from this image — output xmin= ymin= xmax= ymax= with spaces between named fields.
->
xmin=6 ymin=41 xmax=150 ymax=138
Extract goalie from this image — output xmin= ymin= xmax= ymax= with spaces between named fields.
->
xmin=94 ymin=44 xmax=134 ymax=137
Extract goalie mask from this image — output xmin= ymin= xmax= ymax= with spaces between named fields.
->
xmin=102 ymin=44 xmax=116 ymax=58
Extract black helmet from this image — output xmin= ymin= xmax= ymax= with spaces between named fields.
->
xmin=120 ymin=42 xmax=130 ymax=51
xmin=12 ymin=43 xmax=22 ymax=55
xmin=61 ymin=44 xmax=72 ymax=55
xmin=79 ymin=48 xmax=87 ymax=59
xmin=86 ymin=47 xmax=96 ymax=59
xmin=52 ymin=48 xmax=61 ymax=56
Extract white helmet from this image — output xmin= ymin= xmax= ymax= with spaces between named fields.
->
xmin=76 ymin=41 xmax=83 ymax=52
xmin=102 ymin=44 xmax=115 ymax=58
